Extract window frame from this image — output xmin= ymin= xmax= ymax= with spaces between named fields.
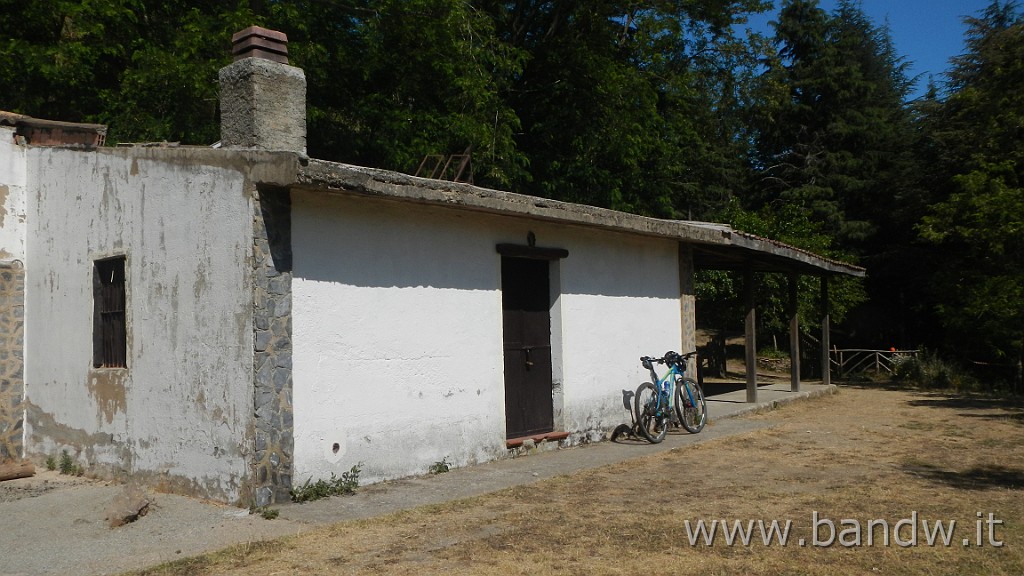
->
xmin=92 ymin=256 xmax=128 ymax=369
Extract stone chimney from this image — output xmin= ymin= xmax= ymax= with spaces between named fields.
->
xmin=219 ymin=26 xmax=306 ymax=153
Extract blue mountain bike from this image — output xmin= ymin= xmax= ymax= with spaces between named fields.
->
xmin=634 ymin=351 xmax=706 ymax=443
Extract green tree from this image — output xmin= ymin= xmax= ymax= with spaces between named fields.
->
xmin=752 ymin=0 xmax=915 ymax=253
xmin=738 ymin=0 xmax=922 ymax=348
xmin=484 ymin=0 xmax=768 ymax=218
xmin=0 ymin=0 xmax=255 ymax=143
xmin=917 ymin=1 xmax=1024 ymax=371
xmin=697 ymin=199 xmax=866 ymax=353
xmin=268 ymin=0 xmax=528 ymax=189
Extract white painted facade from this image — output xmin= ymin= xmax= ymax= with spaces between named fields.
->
xmin=1 ymin=134 xmax=692 ymax=502
xmin=22 ymin=147 xmax=256 ymax=501
xmin=0 ymin=127 xmax=27 ymax=262
xmin=291 ymin=191 xmax=681 ymax=484
xmin=0 ymin=131 xmax=850 ymax=504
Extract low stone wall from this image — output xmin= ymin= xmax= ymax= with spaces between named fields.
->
xmin=0 ymin=263 xmax=25 ymax=460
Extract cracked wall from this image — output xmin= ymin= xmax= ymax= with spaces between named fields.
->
xmin=24 ymin=146 xmax=259 ymax=502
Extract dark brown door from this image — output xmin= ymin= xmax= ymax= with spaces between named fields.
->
xmin=501 ymin=257 xmax=554 ymax=438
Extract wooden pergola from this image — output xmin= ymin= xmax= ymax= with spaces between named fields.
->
xmin=689 ymin=226 xmax=866 ymax=402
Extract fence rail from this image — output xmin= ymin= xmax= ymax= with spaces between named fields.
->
xmin=830 ymin=349 xmax=919 ymax=378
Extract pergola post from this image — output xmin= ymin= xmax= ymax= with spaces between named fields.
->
xmin=788 ymin=274 xmax=800 ymax=392
xmin=744 ymin=267 xmax=757 ymax=403
xmin=821 ymin=275 xmax=831 ymax=386
xmin=678 ymin=244 xmax=697 ymax=374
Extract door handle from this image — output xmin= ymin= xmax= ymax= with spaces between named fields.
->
xmin=524 ymin=347 xmax=534 ymax=369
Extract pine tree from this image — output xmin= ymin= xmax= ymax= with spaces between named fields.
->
xmin=917 ymin=1 xmax=1024 ymax=371
xmin=752 ymin=0 xmax=915 ymax=253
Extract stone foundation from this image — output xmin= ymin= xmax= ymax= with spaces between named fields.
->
xmin=0 ymin=263 xmax=25 ymax=461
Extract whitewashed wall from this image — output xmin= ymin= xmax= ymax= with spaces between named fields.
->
xmin=25 ymin=147 xmax=254 ymax=502
xmin=292 ymin=191 xmax=681 ymax=484
xmin=556 ymin=228 xmax=682 ymax=437
xmin=0 ymin=127 xmax=27 ymax=261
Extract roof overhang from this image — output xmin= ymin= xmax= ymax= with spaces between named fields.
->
xmin=294 ymin=158 xmax=865 ymax=278
xmin=1 ymin=110 xmax=107 ymax=146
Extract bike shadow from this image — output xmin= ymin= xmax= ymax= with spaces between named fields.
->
xmin=611 ymin=388 xmax=692 ymax=444
xmin=611 ymin=389 xmax=646 ymax=444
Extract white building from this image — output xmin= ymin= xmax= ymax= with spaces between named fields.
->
xmin=0 ymin=28 xmax=862 ymax=505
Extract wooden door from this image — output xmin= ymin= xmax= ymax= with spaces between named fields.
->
xmin=501 ymin=257 xmax=554 ymax=438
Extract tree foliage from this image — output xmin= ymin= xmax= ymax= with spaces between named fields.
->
xmin=917 ymin=1 xmax=1024 ymax=364
xmin=265 ymin=0 xmax=529 ymax=188
xmin=751 ymin=0 xmax=915 ymax=252
xmin=2 ymin=0 xmax=1022 ymax=377
xmin=0 ymin=0 xmax=255 ymax=143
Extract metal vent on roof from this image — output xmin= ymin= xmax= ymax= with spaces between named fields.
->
xmin=415 ymin=149 xmax=473 ymax=184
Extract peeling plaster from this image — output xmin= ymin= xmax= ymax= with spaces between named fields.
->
xmin=23 ymin=146 xmax=259 ymax=504
xmin=87 ymin=370 xmax=128 ymax=425
xmin=26 ymin=402 xmax=129 ymax=464
xmin=0 ymin=184 xmax=8 ymax=226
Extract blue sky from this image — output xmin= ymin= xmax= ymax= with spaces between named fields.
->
xmin=739 ymin=1 xmax=997 ymax=99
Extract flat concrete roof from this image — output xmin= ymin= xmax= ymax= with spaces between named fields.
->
xmin=296 ymin=159 xmax=865 ymax=277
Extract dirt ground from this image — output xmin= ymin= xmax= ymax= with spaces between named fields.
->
xmin=0 ymin=470 xmax=306 ymax=576
xmin=0 ymin=468 xmax=96 ymax=503
xmin=123 ymin=384 xmax=1024 ymax=576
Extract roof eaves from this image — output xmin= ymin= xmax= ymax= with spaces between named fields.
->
xmin=0 ymin=111 xmax=107 ymax=133
xmin=296 ymin=159 xmax=864 ymax=277
xmin=297 ymin=159 xmax=729 ymax=245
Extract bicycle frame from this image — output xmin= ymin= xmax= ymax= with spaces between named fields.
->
xmin=633 ymin=351 xmax=705 ymax=442
xmin=643 ymin=359 xmax=683 ymax=418
xmin=642 ymin=351 xmax=699 ymax=420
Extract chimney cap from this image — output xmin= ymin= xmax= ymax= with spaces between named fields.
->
xmin=231 ymin=26 xmax=289 ymax=64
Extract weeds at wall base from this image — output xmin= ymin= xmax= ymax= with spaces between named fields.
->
xmin=46 ymin=449 xmax=84 ymax=476
xmin=428 ymin=457 xmax=450 ymax=475
xmin=289 ymin=464 xmax=362 ymax=503
xmin=249 ymin=505 xmax=279 ymax=520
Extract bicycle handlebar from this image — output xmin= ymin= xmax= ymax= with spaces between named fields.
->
xmin=640 ymin=350 xmax=698 ymax=366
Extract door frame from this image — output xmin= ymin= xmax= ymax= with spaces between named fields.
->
xmin=496 ymin=243 xmax=567 ymax=440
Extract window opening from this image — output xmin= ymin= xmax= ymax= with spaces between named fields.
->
xmin=93 ymin=257 xmax=127 ymax=368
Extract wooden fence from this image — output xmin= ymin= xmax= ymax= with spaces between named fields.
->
xmin=830 ymin=349 xmax=919 ymax=378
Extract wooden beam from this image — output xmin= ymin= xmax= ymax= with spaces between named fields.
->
xmin=495 ymin=243 xmax=568 ymax=260
xmin=745 ymin=267 xmax=757 ymax=403
xmin=678 ymin=244 xmax=696 ymax=369
xmin=821 ymin=276 xmax=831 ymax=386
xmin=0 ymin=461 xmax=35 ymax=482
xmin=789 ymin=274 xmax=801 ymax=392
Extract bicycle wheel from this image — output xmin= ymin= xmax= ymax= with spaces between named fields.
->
xmin=634 ymin=382 xmax=668 ymax=443
xmin=674 ymin=377 xmax=707 ymax=433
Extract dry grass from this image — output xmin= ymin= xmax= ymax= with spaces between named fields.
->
xmin=134 ymin=386 xmax=1024 ymax=575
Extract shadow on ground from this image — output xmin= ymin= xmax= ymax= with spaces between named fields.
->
xmin=838 ymin=381 xmax=1024 ymax=412
xmin=905 ymin=394 xmax=1024 ymax=411
xmin=901 ymin=393 xmax=1024 ymax=424
xmin=903 ymin=463 xmax=1024 ymax=491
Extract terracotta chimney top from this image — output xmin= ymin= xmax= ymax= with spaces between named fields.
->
xmin=231 ymin=26 xmax=289 ymax=64
xmin=219 ymin=27 xmax=306 ymax=152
